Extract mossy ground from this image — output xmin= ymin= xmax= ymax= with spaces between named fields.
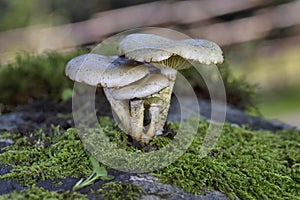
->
xmin=153 ymin=123 xmax=300 ymax=199
xmin=0 ymin=117 xmax=299 ymax=199
xmin=0 ymin=127 xmax=92 ymax=186
xmin=0 ymin=186 xmax=87 ymax=200
xmin=96 ymin=182 xmax=145 ymax=200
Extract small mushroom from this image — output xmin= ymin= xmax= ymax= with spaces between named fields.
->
xmin=119 ymin=33 xmax=224 ymax=136
xmin=109 ymin=74 xmax=170 ymax=143
xmin=65 ymin=53 xmax=150 ymax=133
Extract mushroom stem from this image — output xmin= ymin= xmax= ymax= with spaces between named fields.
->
xmin=142 ymin=103 xmax=160 ymax=143
xmin=130 ymin=99 xmax=145 ymax=141
xmin=154 ymin=86 xmax=172 ymax=136
xmin=103 ymin=88 xmax=131 ymax=133
xmin=151 ymin=64 xmax=178 ymax=136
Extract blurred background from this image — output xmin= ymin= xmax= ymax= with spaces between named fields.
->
xmin=0 ymin=0 xmax=299 ymax=128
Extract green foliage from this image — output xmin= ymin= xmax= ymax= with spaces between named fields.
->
xmin=0 ymin=0 xmax=111 ymax=31
xmin=153 ymin=123 xmax=300 ymax=199
xmin=0 ymin=127 xmax=92 ymax=185
xmin=0 ymin=0 xmax=40 ymax=31
xmin=97 ymin=182 xmax=145 ymax=200
xmin=61 ymin=88 xmax=73 ymax=101
xmin=73 ymin=156 xmax=114 ymax=191
xmin=0 ymin=186 xmax=87 ymax=200
xmin=219 ymin=62 xmax=259 ymax=113
xmin=0 ymin=50 xmax=85 ymax=111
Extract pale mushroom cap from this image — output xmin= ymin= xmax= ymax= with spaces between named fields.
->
xmin=65 ymin=54 xmax=149 ymax=88
xmin=119 ymin=33 xmax=224 ymax=69
xmin=119 ymin=34 xmax=174 ymax=62
xmin=112 ymin=74 xmax=169 ymax=100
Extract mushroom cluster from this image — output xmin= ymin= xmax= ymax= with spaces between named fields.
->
xmin=66 ymin=33 xmax=223 ymax=144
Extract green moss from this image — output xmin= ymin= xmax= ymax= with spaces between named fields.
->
xmin=150 ymin=135 xmax=172 ymax=149
xmin=149 ymin=122 xmax=178 ymax=149
xmin=0 ymin=186 xmax=87 ymax=200
xmin=0 ymin=131 xmax=15 ymax=140
xmin=80 ymin=119 xmax=191 ymax=172
xmin=1 ymin=118 xmax=299 ymax=199
xmin=0 ymin=50 xmax=86 ymax=111
xmin=153 ymin=123 xmax=300 ymax=199
xmin=97 ymin=182 xmax=145 ymax=200
xmin=0 ymin=127 xmax=92 ymax=186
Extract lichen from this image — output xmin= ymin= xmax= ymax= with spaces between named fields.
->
xmin=0 ymin=186 xmax=87 ymax=200
xmin=97 ymin=182 xmax=145 ymax=200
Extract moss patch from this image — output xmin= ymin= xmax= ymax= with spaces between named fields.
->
xmin=0 ymin=50 xmax=86 ymax=111
xmin=0 ymin=127 xmax=92 ymax=185
xmin=153 ymin=122 xmax=300 ymax=199
xmin=97 ymin=182 xmax=145 ymax=200
xmin=0 ymin=186 xmax=87 ymax=200
xmin=0 ymin=118 xmax=299 ymax=199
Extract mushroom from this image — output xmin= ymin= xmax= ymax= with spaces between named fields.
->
xmin=110 ymin=74 xmax=170 ymax=143
xmin=118 ymin=33 xmax=224 ymax=136
xmin=65 ymin=53 xmax=150 ymax=133
xmin=65 ymin=53 xmax=171 ymax=143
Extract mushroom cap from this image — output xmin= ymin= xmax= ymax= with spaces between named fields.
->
xmin=112 ymin=74 xmax=169 ymax=100
xmin=65 ymin=54 xmax=149 ymax=88
xmin=118 ymin=33 xmax=224 ymax=69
